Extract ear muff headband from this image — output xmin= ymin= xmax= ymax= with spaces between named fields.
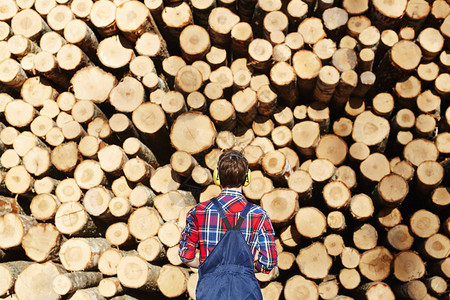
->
xmin=213 ymin=153 xmax=251 ymax=187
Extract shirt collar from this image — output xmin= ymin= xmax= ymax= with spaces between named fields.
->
xmin=220 ymin=189 xmax=243 ymax=197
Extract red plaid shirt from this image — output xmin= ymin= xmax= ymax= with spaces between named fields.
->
xmin=179 ymin=189 xmax=277 ymax=274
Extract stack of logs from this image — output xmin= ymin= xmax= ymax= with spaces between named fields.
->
xmin=0 ymin=0 xmax=449 ymax=299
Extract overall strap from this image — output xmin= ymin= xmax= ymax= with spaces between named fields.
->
xmin=233 ymin=202 xmax=252 ymax=230
xmin=211 ymin=198 xmax=232 ymax=230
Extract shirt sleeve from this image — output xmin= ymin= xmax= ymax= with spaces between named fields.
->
xmin=179 ymin=207 xmax=199 ymax=263
xmin=254 ymin=212 xmax=277 ymax=274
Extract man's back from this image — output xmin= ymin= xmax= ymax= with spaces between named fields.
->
xmin=179 ymin=189 xmax=277 ymax=274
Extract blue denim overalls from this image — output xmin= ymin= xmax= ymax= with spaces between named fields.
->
xmin=196 ymin=198 xmax=263 ymax=300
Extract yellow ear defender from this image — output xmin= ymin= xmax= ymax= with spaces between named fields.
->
xmin=213 ymin=153 xmax=251 ymax=187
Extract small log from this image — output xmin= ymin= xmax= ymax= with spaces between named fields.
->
xmin=135 ymin=33 xmax=169 ymax=64
xmin=416 ymin=161 xmax=444 ymax=194
xmin=242 ymin=170 xmax=273 ymax=202
xmin=154 ymin=190 xmax=195 ymax=222
xmin=55 ymin=202 xmax=102 ymax=236
xmin=349 ymin=193 xmax=373 ymax=221
xmin=324 ymin=234 xmax=345 ymax=257
xmin=128 ymin=207 xmax=163 ymax=240
xmin=98 ymin=248 xmax=124 ymax=276
xmin=393 ymin=251 xmax=425 ymax=282
xmin=47 ymin=5 xmax=74 ymax=33
xmin=332 ymin=48 xmax=357 ymax=73
xmin=71 ymin=66 xmax=117 ymax=104
xmin=387 ymin=224 xmax=414 ymax=251
xmin=292 ymin=121 xmax=320 ymax=157
xmin=157 ymin=265 xmax=189 ymax=298
xmin=111 ymin=176 xmax=133 ymax=199
xmin=323 ymin=181 xmax=351 ymax=210
xmin=359 ymin=282 xmax=395 ymax=300
xmin=231 ymin=22 xmax=253 ymax=58
xmin=98 ymin=277 xmax=123 ymax=298
xmin=123 ymin=157 xmax=153 ymax=183
xmin=296 ymin=242 xmax=332 ymax=280
xmin=404 ymin=139 xmax=439 ymax=168
xmin=339 ymin=268 xmax=360 ymax=290
xmin=59 ymin=237 xmax=110 ymax=271
xmin=179 ymin=25 xmax=210 ymax=63
xmin=332 ymin=70 xmax=358 ymax=109
xmin=14 ymin=262 xmax=65 ymax=300
xmin=261 ymin=150 xmax=292 ymax=183
xmin=215 ymin=131 xmax=236 ymax=151
xmin=29 ymin=193 xmax=60 ymax=221
xmin=161 ymin=2 xmax=193 ymax=45
xmin=54 ymin=178 xmax=82 ymax=203
xmin=70 ymin=0 xmax=93 ymax=20
xmin=0 ymin=213 xmax=37 ymax=250
xmin=186 ymin=91 xmax=207 ymax=112
xmin=83 ymin=186 xmax=115 ymax=221
xmin=261 ymin=188 xmax=298 ymax=224
xmin=295 ymin=207 xmax=327 ymax=238
xmin=137 ymin=236 xmax=166 ymax=262
xmin=422 ymin=233 xmax=450 ymax=260
xmin=4 ymin=99 xmax=35 ymax=128
xmin=106 ymin=222 xmax=133 ymax=247
xmin=358 ymin=247 xmax=393 ymax=281
xmin=74 ymin=160 xmax=106 ymax=190
xmin=0 ymin=261 xmax=33 ymax=297
xmin=353 ymin=224 xmax=378 ymax=251
xmin=313 ymin=38 xmax=336 ymax=64
xmin=332 ymin=117 xmax=353 ymax=140
xmin=313 ymin=65 xmax=340 ymax=104
xmin=109 ymin=197 xmax=133 ymax=219
xmin=284 ymin=275 xmax=319 ymax=300
xmin=52 ymin=272 xmax=102 ymax=295
xmin=309 ymin=158 xmax=336 ymax=187
xmin=292 ymin=50 xmax=322 ymax=96
xmin=315 ymin=134 xmax=347 ymax=166
xmin=341 ymin=247 xmax=360 ymax=269
xmin=208 ymin=7 xmax=239 ymax=47
xmin=63 ymin=19 xmax=98 ymax=60
xmin=109 ymin=77 xmax=145 ymax=114
xmin=0 ymin=149 xmax=20 ymax=170
xmin=4 ymin=165 xmax=34 ymax=195
xmin=11 ymin=9 xmax=50 ymax=40
xmin=57 ymin=44 xmax=92 ymax=73
xmin=190 ymin=165 xmax=212 ymax=186
xmin=410 ymin=209 xmax=440 ymax=238
xmin=123 ymin=137 xmax=159 ymax=169
xmin=157 ymin=221 xmax=181 ymax=248
xmin=166 ymin=245 xmax=183 ymax=266
xmin=117 ymin=255 xmax=160 ymax=292
xmin=40 ymin=32 xmax=66 ymax=55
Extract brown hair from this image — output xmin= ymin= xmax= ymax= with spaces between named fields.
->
xmin=217 ymin=150 xmax=248 ymax=188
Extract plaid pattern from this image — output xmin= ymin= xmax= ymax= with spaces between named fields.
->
xmin=179 ymin=189 xmax=277 ymax=274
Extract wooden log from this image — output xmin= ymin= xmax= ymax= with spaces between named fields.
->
xmin=59 ymin=238 xmax=110 ymax=271
xmin=179 ymin=25 xmax=210 ymax=63
xmin=105 ymin=222 xmax=133 ymax=247
xmin=63 ymin=19 xmax=98 ymax=60
xmin=231 ymin=22 xmax=253 ymax=58
xmin=313 ymin=65 xmax=340 ymax=104
xmin=89 ymin=0 xmax=118 ymax=37
xmin=128 ymin=207 xmax=162 ymax=240
xmin=353 ymin=224 xmax=378 ymax=251
xmin=323 ymin=181 xmax=351 ymax=210
xmin=161 ymin=2 xmax=192 ymax=46
xmin=349 ymin=193 xmax=373 ymax=221
xmin=261 ymin=188 xmax=298 ymax=224
xmin=117 ymin=255 xmax=160 ymax=292
xmin=292 ymin=50 xmax=322 ymax=96
xmin=52 ymin=272 xmax=102 ymax=296
xmin=292 ymin=121 xmax=320 ymax=158
xmin=358 ymin=247 xmax=393 ymax=281
xmin=0 ymin=213 xmax=37 ymax=250
xmin=208 ymin=7 xmax=239 ymax=47
xmin=359 ymin=282 xmax=395 ymax=300
xmin=98 ymin=248 xmax=123 ymax=276
xmin=422 ymin=233 xmax=450 ymax=260
xmin=393 ymin=251 xmax=425 ymax=282
xmin=339 ymin=268 xmax=360 ymax=290
xmin=55 ymin=201 xmax=102 ymax=236
xmin=410 ymin=209 xmax=440 ymax=238
xmin=386 ymin=224 xmax=414 ymax=251
xmin=404 ymin=139 xmax=439 ymax=168
xmin=109 ymin=196 xmax=133 ymax=219
xmin=109 ymin=76 xmax=145 ymax=113
xmin=4 ymin=165 xmax=34 ymax=195
xmin=296 ymin=242 xmax=332 ymax=279
xmin=47 ymin=5 xmax=74 ymax=33
xmin=137 ymin=236 xmax=166 ymax=262
xmin=295 ymin=207 xmax=327 ymax=238
xmin=29 ymin=193 xmax=60 ymax=221
xmin=14 ymin=262 xmax=65 ymax=300
xmin=340 ymin=247 xmax=360 ymax=269
xmin=71 ymin=66 xmax=117 ymax=104
xmin=11 ymin=9 xmax=50 ymax=40
xmin=40 ymin=32 xmax=66 ymax=55
xmin=123 ymin=137 xmax=159 ymax=169
xmin=322 ymin=7 xmax=348 ymax=41
xmin=0 ymin=261 xmax=33 ymax=297
xmin=284 ymin=275 xmax=319 ymax=300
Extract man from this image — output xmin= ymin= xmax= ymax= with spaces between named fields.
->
xmin=179 ymin=150 xmax=277 ymax=299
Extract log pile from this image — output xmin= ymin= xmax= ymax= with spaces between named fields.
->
xmin=0 ymin=0 xmax=449 ymax=299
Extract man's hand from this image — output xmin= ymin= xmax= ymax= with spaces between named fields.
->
xmin=184 ymin=256 xmax=200 ymax=268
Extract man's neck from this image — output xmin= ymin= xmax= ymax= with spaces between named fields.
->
xmin=222 ymin=187 xmax=242 ymax=193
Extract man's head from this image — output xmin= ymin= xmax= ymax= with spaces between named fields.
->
xmin=215 ymin=150 xmax=249 ymax=188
